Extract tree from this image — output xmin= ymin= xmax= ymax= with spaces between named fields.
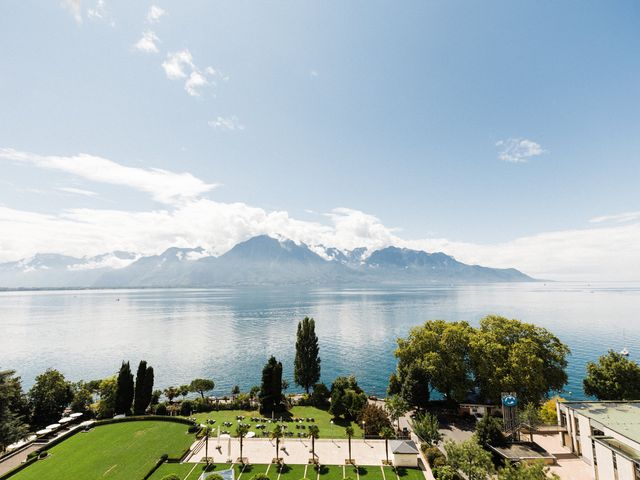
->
xmin=469 ymin=316 xmax=570 ymax=404
xmin=410 ymin=412 xmax=442 ymax=446
xmin=395 ymin=320 xmax=474 ymax=402
xmin=329 ymin=376 xmax=367 ymax=420
xmin=259 ymin=356 xmax=284 ymax=415
xmin=379 ymin=427 xmax=395 ymax=464
xmin=0 ymin=370 xmax=29 ymax=453
xmin=387 ymin=373 xmax=402 ymax=396
xmin=539 ymin=397 xmax=564 ymax=425
xmin=134 ymin=361 xmax=154 ymax=415
xmin=163 ymin=386 xmax=179 ymax=403
xmin=310 ymin=383 xmax=330 ymax=408
xmin=271 ymin=424 xmax=283 ymax=461
xmin=444 ymin=438 xmax=495 ymax=480
xmin=232 ymin=385 xmax=241 ymax=397
xmin=384 ymin=395 xmax=409 ymax=433
xmin=308 ymin=425 xmax=320 ymax=462
xmin=498 ymin=461 xmax=559 ymax=480
xmin=96 ymin=376 xmax=117 ymax=419
xmin=400 ymin=364 xmax=430 ymax=410
xmin=179 ymin=385 xmax=190 ymax=400
xmin=519 ymin=403 xmax=542 ymax=442
xmin=345 ymin=426 xmax=354 ymax=462
xmin=29 ymin=369 xmax=73 ymax=427
xmin=70 ymin=381 xmax=93 ymax=413
xmin=236 ymin=423 xmax=249 ymax=463
xmin=115 ymin=361 xmax=134 ymax=415
xmin=294 ymin=317 xmax=321 ymax=393
xmin=189 ymin=379 xmax=215 ymax=401
xmin=358 ymin=403 xmax=391 ymax=437
xmin=583 ymin=350 xmax=640 ymax=400
xmin=475 ymin=415 xmax=506 ymax=448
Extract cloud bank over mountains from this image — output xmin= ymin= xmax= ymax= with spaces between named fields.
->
xmin=1 ymin=147 xmax=639 ymax=281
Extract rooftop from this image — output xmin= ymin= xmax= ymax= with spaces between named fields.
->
xmin=563 ymin=401 xmax=640 ymax=445
xmin=390 ymin=440 xmax=419 ymax=455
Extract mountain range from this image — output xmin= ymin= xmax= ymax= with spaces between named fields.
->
xmin=0 ymin=235 xmax=534 ymax=288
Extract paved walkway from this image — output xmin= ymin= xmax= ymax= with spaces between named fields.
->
xmin=190 ymin=438 xmax=395 ymax=466
xmin=532 ymin=433 xmax=594 ymax=480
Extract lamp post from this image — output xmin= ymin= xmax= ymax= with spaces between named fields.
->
xmin=330 ymin=420 xmax=334 ymax=439
xmin=362 ymin=421 xmax=366 ymax=439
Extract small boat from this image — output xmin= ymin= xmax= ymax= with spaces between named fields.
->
xmin=620 ymin=347 xmax=630 ymax=356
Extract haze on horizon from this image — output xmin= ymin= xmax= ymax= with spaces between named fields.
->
xmin=0 ymin=1 xmax=639 ymax=281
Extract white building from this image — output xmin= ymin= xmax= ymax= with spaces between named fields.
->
xmin=557 ymin=401 xmax=640 ymax=480
xmin=389 ymin=440 xmax=419 ymax=467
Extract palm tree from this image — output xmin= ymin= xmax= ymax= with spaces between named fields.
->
xmin=236 ymin=423 xmax=249 ymax=464
xmin=345 ymin=426 xmax=354 ymax=463
xmin=380 ymin=427 xmax=395 ymax=464
xmin=203 ymin=425 xmax=211 ymax=465
xmin=271 ymin=424 xmax=284 ymax=463
xmin=308 ymin=425 xmax=320 ymax=463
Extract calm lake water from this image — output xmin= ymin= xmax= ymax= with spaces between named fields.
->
xmin=1 ymin=283 xmax=639 ymax=399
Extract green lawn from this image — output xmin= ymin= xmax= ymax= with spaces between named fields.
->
xmin=12 ymin=421 xmax=194 ymax=480
xmin=190 ymin=406 xmax=363 ymax=439
xmin=393 ymin=467 xmax=425 ymax=480
xmin=316 ymin=464 xmax=346 ymax=480
xmin=349 ymin=466 xmax=386 ymax=480
xmin=274 ymin=463 xmax=308 ymax=480
xmin=148 ymin=462 xmax=248 ymax=480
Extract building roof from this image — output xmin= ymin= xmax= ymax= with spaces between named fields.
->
xmin=563 ymin=401 xmax=640 ymax=445
xmin=594 ymin=436 xmax=640 ymax=462
xmin=390 ymin=440 xmax=419 ymax=454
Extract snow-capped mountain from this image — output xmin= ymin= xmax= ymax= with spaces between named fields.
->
xmin=0 ymin=235 xmax=534 ymax=288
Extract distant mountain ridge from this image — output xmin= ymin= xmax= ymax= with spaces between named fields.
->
xmin=0 ymin=235 xmax=534 ymax=288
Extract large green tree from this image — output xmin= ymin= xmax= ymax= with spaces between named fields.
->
xmin=96 ymin=376 xmax=117 ymax=419
xmin=444 ymin=438 xmax=495 ymax=480
xmin=469 ymin=316 xmax=569 ymax=404
xmin=395 ymin=320 xmax=474 ymax=402
xmin=329 ymin=375 xmax=367 ymax=420
xmin=259 ymin=356 xmax=284 ymax=414
xmin=189 ymin=379 xmax=215 ymax=401
xmin=29 ymin=369 xmax=73 ymax=427
xmin=400 ymin=364 xmax=431 ymax=410
xmin=583 ymin=350 xmax=640 ymax=400
xmin=114 ymin=361 xmax=134 ymax=415
xmin=294 ymin=317 xmax=321 ymax=393
xmin=0 ymin=370 xmax=29 ymax=453
xmin=498 ymin=461 xmax=559 ymax=480
xmin=410 ymin=412 xmax=442 ymax=446
xmin=133 ymin=361 xmax=154 ymax=415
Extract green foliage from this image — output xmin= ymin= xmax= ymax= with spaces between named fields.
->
xmin=444 ymin=438 xmax=495 ymax=480
xmin=519 ymin=403 xmax=542 ymax=429
xmin=387 ymin=372 xmax=402 ymax=396
xmin=154 ymin=403 xmax=169 ymax=416
xmin=395 ymin=320 xmax=474 ymax=402
xmin=498 ymin=461 xmax=559 ymax=480
xmin=432 ymin=465 xmax=461 ymax=480
xmin=70 ymin=381 xmax=93 ymax=413
xmin=475 ymin=415 xmax=506 ymax=448
xmin=189 ymin=378 xmax=215 ymax=401
xmin=410 ymin=412 xmax=442 ymax=446
xmin=424 ymin=445 xmax=445 ymax=466
xmin=0 ymin=369 xmax=29 ymax=453
xmin=180 ymin=400 xmax=194 ymax=416
xmin=583 ymin=350 xmax=640 ymax=400
xmin=250 ymin=474 xmax=270 ymax=480
xmin=115 ymin=361 xmax=134 ymax=415
xmin=358 ymin=403 xmax=391 ymax=436
xmin=133 ymin=361 xmax=154 ymax=415
xmin=164 ymin=386 xmax=180 ymax=403
xmin=384 ymin=394 xmax=409 ymax=429
xmin=329 ymin=376 xmax=367 ymax=420
xmin=469 ymin=316 xmax=570 ymax=404
xmin=96 ymin=376 xmax=117 ymax=419
xmin=394 ymin=316 xmax=570 ymax=404
xmin=294 ymin=317 xmax=321 ymax=393
xmin=232 ymin=385 xmax=241 ymax=395
xmin=162 ymin=475 xmax=181 ymax=480
xmin=259 ymin=356 xmax=284 ymax=414
xmin=206 ymin=475 xmax=225 ymax=480
xmin=29 ymin=368 xmax=73 ymax=427
xmin=539 ymin=397 xmax=563 ymax=425
xmin=310 ymin=383 xmax=330 ymax=408
xmin=400 ymin=364 xmax=431 ymax=410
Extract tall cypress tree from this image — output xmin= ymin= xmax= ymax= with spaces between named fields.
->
xmin=115 ymin=361 xmax=134 ymax=415
xmin=259 ymin=356 xmax=283 ymax=414
xmin=294 ymin=317 xmax=321 ymax=393
xmin=133 ymin=361 xmax=154 ymax=415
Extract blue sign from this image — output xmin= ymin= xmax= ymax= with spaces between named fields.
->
xmin=502 ymin=395 xmax=518 ymax=407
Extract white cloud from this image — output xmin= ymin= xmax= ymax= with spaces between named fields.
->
xmin=161 ymin=50 xmax=219 ymax=96
xmin=134 ymin=30 xmax=160 ymax=53
xmin=1 ymin=148 xmax=640 ymax=281
xmin=208 ymin=116 xmax=245 ymax=131
xmin=57 ymin=187 xmax=98 ymax=197
xmin=310 ymin=70 xmax=319 ymax=78
xmin=61 ymin=0 xmax=83 ymax=24
xmin=147 ymin=5 xmax=166 ymax=23
xmin=590 ymin=211 xmax=640 ymax=224
xmin=0 ymin=148 xmax=217 ymax=205
xmin=496 ymin=138 xmax=545 ymax=163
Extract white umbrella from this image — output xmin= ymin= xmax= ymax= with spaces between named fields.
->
xmin=220 ymin=433 xmax=231 ymax=439
xmin=59 ymin=417 xmax=73 ymax=424
xmin=36 ymin=429 xmax=51 ymax=435
xmin=46 ymin=424 xmax=61 ymax=430
xmin=247 ymin=432 xmax=255 ymax=438
xmin=79 ymin=420 xmax=94 ymax=427
xmin=69 ymin=413 xmax=83 ymax=418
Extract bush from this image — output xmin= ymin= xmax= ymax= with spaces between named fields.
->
xmin=425 ymin=446 xmax=445 ymax=467
xmin=475 ymin=415 xmax=506 ymax=448
xmin=205 ymin=474 xmax=224 ymax=480
xmin=432 ymin=455 xmax=447 ymax=468
xmin=155 ymin=403 xmax=168 ymax=416
xmin=188 ymin=425 xmax=200 ymax=433
xmin=180 ymin=400 xmax=194 ymax=416
xmin=38 ymin=451 xmax=48 ymax=459
xmin=160 ymin=453 xmax=169 ymax=461
xmin=250 ymin=474 xmax=270 ymax=480
xmin=433 ymin=465 xmax=461 ymax=480
xmin=357 ymin=403 xmax=391 ymax=436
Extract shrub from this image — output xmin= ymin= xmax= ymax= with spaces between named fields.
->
xmin=432 ymin=455 xmax=447 ymax=468
xmin=38 ymin=451 xmax=49 ymax=459
xmin=425 ymin=446 xmax=445 ymax=466
xmin=160 ymin=453 xmax=169 ymax=461
xmin=180 ymin=400 xmax=194 ymax=416
xmin=357 ymin=403 xmax=391 ymax=436
xmin=188 ymin=425 xmax=200 ymax=433
xmin=475 ymin=415 xmax=506 ymax=448
xmin=250 ymin=474 xmax=270 ymax=480
xmin=205 ymin=474 xmax=224 ymax=480
xmin=433 ymin=465 xmax=461 ymax=480
xmin=155 ymin=403 xmax=168 ymax=416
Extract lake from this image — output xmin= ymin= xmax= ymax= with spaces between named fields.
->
xmin=1 ymin=282 xmax=638 ymax=400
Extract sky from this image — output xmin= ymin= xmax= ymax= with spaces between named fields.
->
xmin=0 ymin=1 xmax=639 ymax=280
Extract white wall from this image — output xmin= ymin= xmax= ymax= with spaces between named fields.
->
xmin=393 ymin=453 xmax=418 ymax=467
xmin=595 ymin=441 xmax=615 ymax=480
xmin=617 ymin=455 xmax=635 ymax=480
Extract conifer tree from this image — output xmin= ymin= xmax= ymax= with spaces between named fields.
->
xmin=115 ymin=361 xmax=134 ymax=415
xmin=294 ymin=317 xmax=321 ymax=393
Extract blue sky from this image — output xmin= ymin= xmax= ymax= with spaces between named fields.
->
xmin=0 ymin=1 xmax=639 ymax=279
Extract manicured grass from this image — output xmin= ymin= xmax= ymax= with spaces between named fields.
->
xmin=350 ymin=465 xmax=386 ymax=480
xmin=274 ymin=463 xmax=308 ymax=480
xmin=393 ymin=467 xmax=425 ymax=480
xmin=12 ymin=421 xmax=194 ymax=480
xmin=190 ymin=406 xmax=363 ymax=439
xmin=316 ymin=464 xmax=346 ymax=480
xmin=149 ymin=462 xmax=246 ymax=480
